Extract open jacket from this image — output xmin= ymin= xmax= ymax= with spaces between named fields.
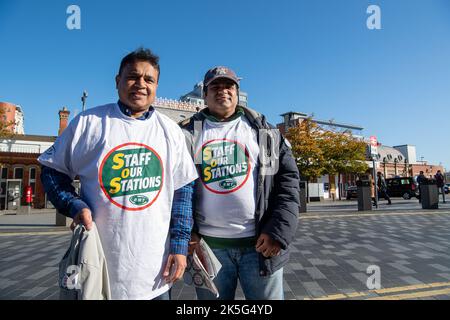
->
xmin=180 ymin=106 xmax=300 ymax=276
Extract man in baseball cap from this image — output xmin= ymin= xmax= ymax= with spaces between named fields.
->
xmin=199 ymin=66 xmax=242 ymax=121
xmin=203 ymin=66 xmax=240 ymax=88
xmin=180 ymin=66 xmax=300 ymax=300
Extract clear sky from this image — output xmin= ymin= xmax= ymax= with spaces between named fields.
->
xmin=1 ymin=0 xmax=449 ymax=170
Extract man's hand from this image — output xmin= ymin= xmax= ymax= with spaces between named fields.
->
xmin=188 ymin=232 xmax=207 ymax=266
xmin=163 ymin=254 xmax=187 ymax=283
xmin=255 ymin=233 xmax=282 ymax=258
xmin=188 ymin=232 xmax=201 ymax=255
xmin=70 ymin=208 xmax=93 ymax=231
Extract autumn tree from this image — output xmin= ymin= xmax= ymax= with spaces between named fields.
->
xmin=319 ymin=129 xmax=368 ymax=199
xmin=0 ymin=108 xmax=14 ymax=169
xmin=286 ymin=118 xmax=368 ymax=201
xmin=286 ymin=118 xmax=326 ymax=183
xmin=0 ymin=107 xmax=14 ymax=138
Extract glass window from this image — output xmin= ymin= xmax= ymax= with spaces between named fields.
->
xmin=29 ymin=168 xmax=36 ymax=180
xmin=1 ymin=167 xmax=7 ymax=179
xmin=29 ymin=168 xmax=37 ymax=198
xmin=14 ymin=168 xmax=23 ymax=179
xmin=391 ymin=180 xmax=400 ymax=186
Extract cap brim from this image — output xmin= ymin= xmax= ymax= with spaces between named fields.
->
xmin=204 ymin=75 xmax=239 ymax=87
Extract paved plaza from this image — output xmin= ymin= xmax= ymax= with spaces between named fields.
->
xmin=1 ymin=199 xmax=450 ymax=300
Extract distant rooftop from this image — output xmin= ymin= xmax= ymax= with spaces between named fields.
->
xmin=1 ymin=134 xmax=57 ymax=142
xmin=279 ymin=111 xmax=364 ymax=131
xmin=153 ymin=97 xmax=204 ymax=112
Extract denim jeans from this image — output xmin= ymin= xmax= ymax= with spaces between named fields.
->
xmin=195 ymin=247 xmax=284 ymax=300
xmin=439 ymin=186 xmax=446 ymax=203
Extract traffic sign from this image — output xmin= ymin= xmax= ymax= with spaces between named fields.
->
xmin=370 ymin=136 xmax=378 ymax=158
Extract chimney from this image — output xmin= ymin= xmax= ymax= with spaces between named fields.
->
xmin=58 ymin=107 xmax=70 ymax=136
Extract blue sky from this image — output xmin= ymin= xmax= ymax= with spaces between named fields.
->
xmin=1 ymin=0 xmax=449 ymax=170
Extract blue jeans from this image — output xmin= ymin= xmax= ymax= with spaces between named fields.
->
xmin=439 ymin=186 xmax=446 ymax=203
xmin=195 ymin=247 xmax=284 ymax=300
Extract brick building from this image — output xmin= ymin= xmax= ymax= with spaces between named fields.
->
xmin=0 ymin=98 xmax=201 ymax=211
xmin=0 ymin=135 xmax=56 ymax=209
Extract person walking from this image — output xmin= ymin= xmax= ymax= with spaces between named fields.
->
xmin=435 ymin=170 xmax=446 ymax=203
xmin=377 ymin=172 xmax=392 ymax=205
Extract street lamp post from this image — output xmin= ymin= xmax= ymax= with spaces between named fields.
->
xmin=81 ymin=90 xmax=88 ymax=112
xmin=404 ymin=159 xmax=408 ymax=177
xmin=394 ymin=158 xmax=398 ymax=177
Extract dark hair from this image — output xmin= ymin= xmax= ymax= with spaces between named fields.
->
xmin=118 ymin=48 xmax=160 ymax=80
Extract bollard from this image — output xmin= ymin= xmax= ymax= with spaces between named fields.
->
xmin=420 ymin=180 xmax=439 ymax=209
xmin=357 ymin=180 xmax=372 ymax=211
xmin=299 ymin=181 xmax=307 ymax=213
xmin=55 ymin=209 xmax=72 ymax=227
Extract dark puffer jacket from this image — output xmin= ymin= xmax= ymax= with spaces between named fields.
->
xmin=180 ymin=106 xmax=300 ymax=276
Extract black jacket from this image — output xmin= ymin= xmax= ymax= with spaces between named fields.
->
xmin=180 ymin=106 xmax=300 ymax=275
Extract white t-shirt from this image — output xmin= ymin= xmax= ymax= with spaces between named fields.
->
xmin=39 ymin=103 xmax=198 ymax=300
xmin=195 ymin=116 xmax=260 ymax=238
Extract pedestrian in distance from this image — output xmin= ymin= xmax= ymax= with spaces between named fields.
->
xmin=377 ymin=172 xmax=392 ymax=205
xmin=435 ymin=170 xmax=446 ymax=203
xmin=417 ymin=171 xmax=427 ymax=203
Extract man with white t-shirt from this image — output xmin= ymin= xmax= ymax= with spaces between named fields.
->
xmin=39 ymin=48 xmax=198 ymax=300
xmin=181 ymin=66 xmax=300 ymax=300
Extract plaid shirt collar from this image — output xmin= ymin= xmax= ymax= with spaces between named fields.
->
xmin=117 ymin=100 xmax=153 ymax=120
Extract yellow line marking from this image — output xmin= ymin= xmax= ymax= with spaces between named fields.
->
xmin=307 ymin=281 xmax=450 ymax=300
xmin=373 ymin=281 xmax=450 ymax=295
xmin=315 ymin=294 xmax=347 ymax=300
xmin=347 ymin=292 xmax=368 ymax=298
xmin=300 ymin=211 xmax=450 ymax=220
xmin=367 ymin=287 xmax=450 ymax=300
xmin=0 ymin=231 xmax=71 ymax=236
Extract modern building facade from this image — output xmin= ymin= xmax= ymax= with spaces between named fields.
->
xmin=277 ymin=111 xmax=444 ymax=200
xmin=277 ymin=111 xmax=364 ymax=136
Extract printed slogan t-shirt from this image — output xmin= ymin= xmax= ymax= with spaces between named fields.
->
xmin=195 ymin=116 xmax=260 ymax=238
xmin=38 ymin=103 xmax=198 ymax=300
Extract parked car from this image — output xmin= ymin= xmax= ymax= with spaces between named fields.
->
xmin=444 ymin=184 xmax=450 ymax=194
xmin=385 ymin=177 xmax=419 ymax=199
xmin=346 ymin=185 xmax=358 ymax=200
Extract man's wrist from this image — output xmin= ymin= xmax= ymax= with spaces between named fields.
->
xmin=69 ymin=200 xmax=90 ymax=219
xmin=170 ymin=239 xmax=189 ymax=256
